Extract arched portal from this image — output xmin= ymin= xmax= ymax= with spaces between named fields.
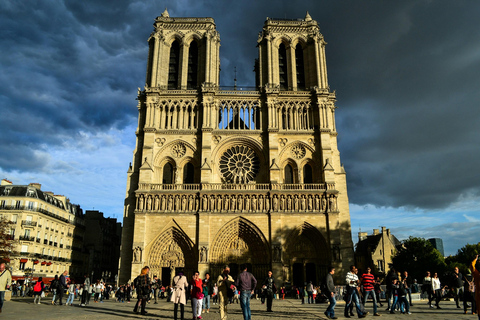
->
xmin=284 ymin=222 xmax=330 ymax=287
xmin=210 ymin=217 xmax=269 ymax=281
xmin=148 ymin=226 xmax=196 ymax=285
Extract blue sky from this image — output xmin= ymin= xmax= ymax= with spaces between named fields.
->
xmin=1 ymin=1 xmax=480 ymax=256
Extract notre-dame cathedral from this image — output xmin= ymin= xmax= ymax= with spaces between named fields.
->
xmin=119 ymin=10 xmax=354 ymax=285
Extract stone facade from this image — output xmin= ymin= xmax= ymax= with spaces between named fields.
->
xmin=0 ymin=179 xmax=87 ymax=281
xmin=119 ymin=10 xmax=354 ymax=286
xmin=355 ymin=227 xmax=401 ymax=275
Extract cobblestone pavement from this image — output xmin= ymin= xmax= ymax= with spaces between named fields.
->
xmin=2 ymin=296 xmax=478 ymax=320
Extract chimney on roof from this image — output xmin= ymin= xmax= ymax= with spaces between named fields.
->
xmin=386 ymin=229 xmax=390 ymax=237
xmin=1 ymin=179 xmax=13 ymax=186
xmin=358 ymin=232 xmax=368 ymax=241
xmin=29 ymin=183 xmax=42 ymax=190
xmin=373 ymin=229 xmax=379 ymax=235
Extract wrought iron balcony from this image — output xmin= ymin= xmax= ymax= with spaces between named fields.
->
xmin=21 ymin=220 xmax=37 ymax=227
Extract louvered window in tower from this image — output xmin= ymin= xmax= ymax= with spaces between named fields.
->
xmin=187 ymin=41 xmax=198 ymax=89
xmin=295 ymin=44 xmax=305 ymax=90
xmin=168 ymin=41 xmax=180 ymax=89
xmin=279 ymin=43 xmax=288 ymax=90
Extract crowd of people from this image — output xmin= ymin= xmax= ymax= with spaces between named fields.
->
xmin=1 ymin=256 xmax=480 ymax=319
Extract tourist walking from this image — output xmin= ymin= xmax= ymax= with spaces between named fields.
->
xmin=0 ymin=262 xmax=12 ymax=313
xmin=171 ymin=269 xmax=188 ymax=320
xmin=423 ymin=271 xmax=433 ymax=307
xmin=55 ymin=270 xmax=68 ymax=305
xmin=344 ymin=265 xmax=366 ymax=318
xmin=262 ymin=270 xmax=276 ymax=312
xmin=50 ymin=275 xmax=59 ymax=305
xmin=133 ymin=266 xmax=151 ymax=315
xmin=469 ymin=255 xmax=480 ymax=318
xmin=80 ymin=274 xmax=90 ymax=306
xmin=431 ymin=272 xmax=442 ymax=309
xmin=324 ymin=267 xmax=337 ymax=319
xmin=66 ymin=280 xmax=75 ymax=305
xmin=217 ymin=265 xmax=235 ymax=320
xmin=235 ymin=264 xmax=257 ymax=320
xmin=94 ymin=280 xmax=104 ymax=303
xmin=452 ymin=266 xmax=464 ymax=309
xmin=202 ymin=272 xmax=214 ymax=314
xmin=190 ymin=271 xmax=204 ymax=320
xmin=361 ymin=267 xmax=379 ymax=316
xmin=463 ymin=271 xmax=476 ymax=314
xmin=33 ymin=277 xmax=45 ymax=305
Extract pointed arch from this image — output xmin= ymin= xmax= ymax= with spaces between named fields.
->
xmin=168 ymin=40 xmax=180 ymax=89
xmin=147 ymin=223 xmax=196 ymax=279
xmin=209 ymin=217 xmax=270 ymax=278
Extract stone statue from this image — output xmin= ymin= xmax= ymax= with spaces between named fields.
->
xmin=175 ymin=195 xmax=180 ymax=211
xmin=301 ymin=195 xmax=306 ymax=211
xmin=287 ymin=196 xmax=292 ymax=211
xmin=133 ymin=247 xmax=142 ymax=263
xmin=231 ymin=196 xmax=236 ymax=211
xmin=202 ymin=195 xmax=208 ymax=211
xmin=188 ymin=195 xmax=194 ymax=211
xmin=322 ymin=196 xmax=327 ymax=211
xmin=147 ymin=196 xmax=152 ymax=211
xmin=245 ymin=196 xmax=250 ymax=211
xmin=293 ymin=195 xmax=299 ymax=211
xmin=168 ymin=195 xmax=173 ymax=211
xmin=182 ymin=196 xmax=187 ymax=211
xmin=154 ymin=196 xmax=159 ymax=211
xmin=238 ymin=196 xmax=243 ymax=211
xmin=224 ymin=195 xmax=229 ymax=211
xmin=217 ymin=195 xmax=222 ymax=211
xmin=138 ymin=195 xmax=144 ymax=210
xmin=280 ymin=195 xmax=285 ymax=211
xmin=251 ymin=195 xmax=257 ymax=212
xmin=210 ymin=195 xmax=216 ymax=211
xmin=308 ymin=195 xmax=313 ymax=211
xmin=259 ymin=195 xmax=264 ymax=211
xmin=161 ymin=195 xmax=166 ymax=211
xmin=273 ymin=195 xmax=278 ymax=211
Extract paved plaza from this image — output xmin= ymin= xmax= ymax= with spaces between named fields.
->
xmin=2 ymin=296 xmax=477 ymax=320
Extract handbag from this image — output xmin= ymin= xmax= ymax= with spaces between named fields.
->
xmin=227 ymin=287 xmax=234 ymax=298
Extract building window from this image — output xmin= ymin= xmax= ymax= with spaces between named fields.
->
xmin=183 ymin=163 xmax=195 ymax=184
xmin=21 ymin=244 xmax=28 ymax=253
xmin=163 ymin=163 xmax=174 ymax=184
xmin=295 ymin=44 xmax=305 ymax=90
xmin=27 ymin=201 xmax=34 ymax=210
xmin=187 ymin=41 xmax=198 ymax=89
xmin=19 ymin=261 xmax=26 ymax=270
xmin=303 ymin=164 xmax=313 ymax=184
xmin=15 ymin=201 xmax=21 ymax=209
xmin=11 ymin=214 xmax=18 ymax=223
xmin=278 ymin=43 xmax=289 ymax=90
xmin=168 ymin=40 xmax=180 ymax=89
xmin=284 ymin=164 xmax=294 ymax=184
xmin=377 ymin=260 xmax=384 ymax=273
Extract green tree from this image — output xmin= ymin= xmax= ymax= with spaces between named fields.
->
xmin=392 ymin=236 xmax=446 ymax=282
xmin=445 ymin=243 xmax=480 ymax=275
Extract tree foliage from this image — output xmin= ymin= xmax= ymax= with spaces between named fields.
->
xmin=392 ymin=236 xmax=446 ymax=282
xmin=0 ymin=216 xmax=16 ymax=262
xmin=445 ymin=243 xmax=480 ymax=275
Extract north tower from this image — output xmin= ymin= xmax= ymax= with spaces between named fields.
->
xmin=119 ymin=10 xmax=354 ymax=285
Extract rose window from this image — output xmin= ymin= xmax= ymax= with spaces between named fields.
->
xmin=291 ymin=144 xmax=306 ymax=159
xmin=171 ymin=143 xmax=186 ymax=158
xmin=219 ymin=145 xmax=260 ymax=183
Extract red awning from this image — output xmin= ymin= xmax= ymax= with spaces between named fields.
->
xmin=20 ymin=258 xmax=28 ymax=263
xmin=41 ymin=261 xmax=47 ymax=265
xmin=46 ymin=262 xmax=52 ymax=266
xmin=1 ymin=258 xmax=10 ymax=262
xmin=12 ymin=276 xmax=25 ymax=281
xmin=33 ymin=260 xmax=39 ymax=264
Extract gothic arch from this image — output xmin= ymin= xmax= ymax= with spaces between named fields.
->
xmin=209 ymin=217 xmax=270 ymax=277
xmin=184 ymin=31 xmax=203 ymax=45
xmin=164 ymin=31 xmax=185 ymax=46
xmin=291 ymin=36 xmax=307 ymax=49
xmin=146 ymin=222 xmax=196 ymax=279
xmin=284 ymin=222 xmax=330 ymax=285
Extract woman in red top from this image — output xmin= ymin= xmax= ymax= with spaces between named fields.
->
xmin=190 ymin=271 xmax=204 ymax=320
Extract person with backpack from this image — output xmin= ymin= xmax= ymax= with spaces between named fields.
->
xmin=133 ymin=266 xmax=151 ymax=315
xmin=50 ymin=275 xmax=59 ymax=305
xmin=66 ymin=280 xmax=75 ymax=306
xmin=33 ymin=277 xmax=45 ymax=305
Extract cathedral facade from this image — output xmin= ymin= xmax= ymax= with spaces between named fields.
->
xmin=119 ymin=10 xmax=354 ymax=286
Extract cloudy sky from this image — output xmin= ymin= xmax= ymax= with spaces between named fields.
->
xmin=1 ymin=1 xmax=479 ymax=256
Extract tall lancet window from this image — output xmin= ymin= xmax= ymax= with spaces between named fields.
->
xmin=284 ymin=164 xmax=294 ymax=184
xmin=279 ymin=43 xmax=288 ymax=90
xmin=163 ymin=163 xmax=174 ymax=184
xmin=295 ymin=44 xmax=305 ymax=90
xmin=187 ymin=41 xmax=198 ymax=89
xmin=168 ymin=40 xmax=180 ymax=89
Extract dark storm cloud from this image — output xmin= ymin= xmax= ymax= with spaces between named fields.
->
xmin=1 ymin=0 xmax=479 ymax=211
